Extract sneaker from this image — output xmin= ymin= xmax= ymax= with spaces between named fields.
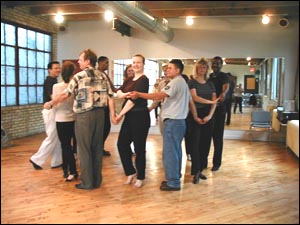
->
xmin=160 ymin=182 xmax=180 ymax=191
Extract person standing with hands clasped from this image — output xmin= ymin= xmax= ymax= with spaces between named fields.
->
xmin=115 ymin=54 xmax=150 ymax=188
xmin=207 ymin=56 xmax=230 ymax=172
xmin=129 ymin=59 xmax=201 ymax=191
xmin=44 ymin=49 xmax=117 ymax=190
xmin=188 ymin=58 xmax=218 ymax=184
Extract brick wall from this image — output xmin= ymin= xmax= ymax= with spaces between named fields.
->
xmin=1 ymin=6 xmax=58 ymax=145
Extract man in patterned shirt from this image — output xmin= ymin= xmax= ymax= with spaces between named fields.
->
xmin=44 ymin=49 xmax=116 ymax=190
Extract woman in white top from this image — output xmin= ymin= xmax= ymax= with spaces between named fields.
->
xmin=52 ymin=61 xmax=78 ymax=181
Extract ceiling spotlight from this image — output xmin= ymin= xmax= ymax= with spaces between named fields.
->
xmin=54 ymin=13 xmax=64 ymax=24
xmin=186 ymin=16 xmax=194 ymax=26
xmin=104 ymin=10 xmax=114 ymax=22
xmin=262 ymin=15 xmax=270 ymax=25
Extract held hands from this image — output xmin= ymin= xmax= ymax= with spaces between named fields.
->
xmin=115 ymin=114 xmax=124 ymax=124
xmin=44 ymin=102 xmax=52 ymax=110
xmin=128 ymin=91 xmax=139 ymax=100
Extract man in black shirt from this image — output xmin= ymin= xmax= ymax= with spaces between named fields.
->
xmin=207 ymin=56 xmax=230 ymax=171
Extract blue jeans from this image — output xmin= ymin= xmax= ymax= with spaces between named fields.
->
xmin=163 ymin=119 xmax=186 ymax=188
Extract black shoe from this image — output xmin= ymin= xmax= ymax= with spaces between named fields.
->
xmin=160 ymin=182 xmax=180 ymax=191
xmin=75 ymin=183 xmax=93 ymax=190
xmin=193 ymin=174 xmax=200 ymax=184
xmin=198 ymin=172 xmax=207 ymax=180
xmin=161 ymin=180 xmax=168 ymax=186
xmin=51 ymin=164 xmax=62 ymax=169
xmin=211 ymin=166 xmax=220 ymax=171
xmin=103 ymin=149 xmax=111 ymax=157
xmin=29 ymin=159 xmax=42 ymax=170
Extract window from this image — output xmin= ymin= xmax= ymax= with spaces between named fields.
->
xmin=1 ymin=21 xmax=52 ymax=107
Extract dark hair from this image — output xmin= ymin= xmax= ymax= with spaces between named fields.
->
xmin=80 ymin=49 xmax=97 ymax=67
xmin=181 ymin=74 xmax=189 ymax=83
xmin=169 ymin=59 xmax=184 ymax=74
xmin=213 ymin=56 xmax=223 ymax=64
xmin=47 ymin=61 xmax=60 ymax=70
xmin=61 ymin=61 xmax=75 ymax=83
xmin=123 ymin=64 xmax=133 ymax=79
xmin=98 ymin=56 xmax=108 ymax=63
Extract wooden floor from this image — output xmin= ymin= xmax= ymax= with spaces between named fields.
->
xmin=1 ymin=131 xmax=299 ymax=224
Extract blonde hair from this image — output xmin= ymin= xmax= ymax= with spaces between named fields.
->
xmin=194 ymin=57 xmax=209 ymax=79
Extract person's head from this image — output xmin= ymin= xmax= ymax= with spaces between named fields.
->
xmin=162 ymin=63 xmax=168 ymax=76
xmin=132 ymin=54 xmax=145 ymax=74
xmin=47 ymin=61 xmax=60 ymax=78
xmin=61 ymin=61 xmax=76 ymax=83
xmin=78 ymin=49 xmax=97 ymax=70
xmin=195 ymin=57 xmax=209 ymax=78
xmin=124 ymin=64 xmax=134 ymax=79
xmin=167 ymin=59 xmax=184 ymax=78
xmin=211 ymin=56 xmax=223 ymax=74
xmin=97 ymin=56 xmax=109 ymax=72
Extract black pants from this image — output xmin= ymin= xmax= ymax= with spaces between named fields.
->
xmin=191 ymin=107 xmax=213 ymax=175
xmin=212 ymin=105 xmax=226 ymax=168
xmin=234 ymin=97 xmax=243 ymax=113
xmin=103 ymin=107 xmax=111 ymax=146
xmin=225 ymin=99 xmax=232 ymax=124
xmin=56 ymin=121 xmax=77 ymax=175
xmin=117 ymin=109 xmax=150 ymax=180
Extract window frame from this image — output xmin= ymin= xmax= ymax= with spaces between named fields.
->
xmin=1 ymin=20 xmax=53 ymax=107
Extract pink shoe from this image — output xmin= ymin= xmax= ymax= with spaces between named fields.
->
xmin=124 ymin=174 xmax=136 ymax=184
xmin=134 ymin=179 xmax=143 ymax=188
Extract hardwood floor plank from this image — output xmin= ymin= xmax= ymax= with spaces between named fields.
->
xmin=1 ymin=132 xmax=299 ymax=224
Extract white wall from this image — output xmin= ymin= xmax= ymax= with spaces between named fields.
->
xmin=58 ymin=17 xmax=299 ymax=102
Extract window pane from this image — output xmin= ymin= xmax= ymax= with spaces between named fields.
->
xmin=1 ymin=23 xmax=4 ymax=44
xmin=19 ymin=49 xmax=27 ymax=67
xmin=7 ymin=87 xmax=16 ymax=106
xmin=44 ymin=53 xmax=50 ymax=68
xmin=19 ymin=67 xmax=28 ymax=85
xmin=36 ymin=32 xmax=44 ymax=50
xmin=1 ymin=46 xmax=5 ymax=64
xmin=18 ymin=28 xmax=27 ymax=47
xmin=28 ymin=50 xmax=36 ymax=67
xmin=6 ymin=66 xmax=15 ymax=85
xmin=44 ymin=35 xmax=51 ymax=51
xmin=19 ymin=87 xmax=28 ymax=105
xmin=28 ymin=68 xmax=36 ymax=85
xmin=28 ymin=30 xmax=36 ymax=49
xmin=37 ymin=69 xmax=45 ymax=85
xmin=37 ymin=86 xmax=43 ymax=103
xmin=1 ymin=86 xmax=6 ymax=107
xmin=37 ymin=52 xmax=44 ymax=68
xmin=28 ymin=87 xmax=36 ymax=104
xmin=6 ymin=46 xmax=15 ymax=66
xmin=1 ymin=66 xmax=5 ymax=84
xmin=5 ymin=24 xmax=15 ymax=45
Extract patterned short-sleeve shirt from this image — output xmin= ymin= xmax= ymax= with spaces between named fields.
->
xmin=66 ymin=67 xmax=113 ymax=113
